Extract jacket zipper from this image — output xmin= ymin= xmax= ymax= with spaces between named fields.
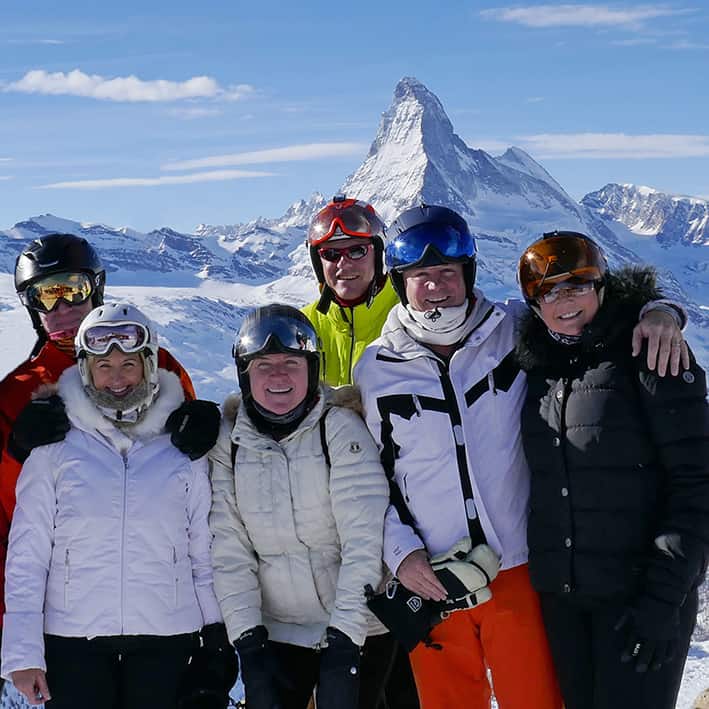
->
xmin=347 ymin=307 xmax=355 ymax=384
xmin=120 ymin=452 xmax=128 ymax=630
xmin=64 ymin=548 xmax=70 ymax=608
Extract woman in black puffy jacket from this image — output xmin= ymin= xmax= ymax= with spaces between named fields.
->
xmin=515 ymin=231 xmax=709 ymax=709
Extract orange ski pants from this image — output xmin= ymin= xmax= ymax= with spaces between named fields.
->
xmin=409 ymin=563 xmax=562 ymax=709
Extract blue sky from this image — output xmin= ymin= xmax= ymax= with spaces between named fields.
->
xmin=1 ymin=0 xmax=708 ymax=233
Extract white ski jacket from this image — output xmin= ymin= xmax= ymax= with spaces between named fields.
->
xmin=209 ymin=385 xmax=388 ymax=648
xmin=354 ymin=292 xmax=531 ymax=576
xmin=1 ymin=366 xmax=221 ymax=679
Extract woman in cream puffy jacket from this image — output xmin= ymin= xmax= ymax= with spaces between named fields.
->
xmin=209 ymin=304 xmax=388 ymax=709
xmin=1 ymin=303 xmax=223 ymax=709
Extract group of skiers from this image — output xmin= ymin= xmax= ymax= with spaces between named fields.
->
xmin=0 ymin=195 xmax=706 ymax=709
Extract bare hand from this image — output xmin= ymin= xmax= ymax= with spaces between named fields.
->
xmin=632 ymin=310 xmax=689 ymax=377
xmin=11 ymin=668 xmax=51 ymax=705
xmin=396 ymin=549 xmax=448 ymax=602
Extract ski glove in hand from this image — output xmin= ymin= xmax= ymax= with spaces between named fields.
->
xmin=177 ymin=624 xmax=238 ymax=709
xmin=614 ymin=595 xmax=680 ymax=672
xmin=316 ymin=627 xmax=361 ymax=709
xmin=234 ymin=626 xmax=284 ymax=709
xmin=9 ymin=395 xmax=70 ymax=463
xmin=165 ymin=399 xmax=221 ymax=460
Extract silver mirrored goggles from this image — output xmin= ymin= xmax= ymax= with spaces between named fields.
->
xmin=233 ymin=315 xmax=318 ymax=361
xmin=80 ymin=322 xmax=149 ymax=356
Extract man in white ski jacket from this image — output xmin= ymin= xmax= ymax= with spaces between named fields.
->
xmin=354 ymin=206 xmax=685 ymax=709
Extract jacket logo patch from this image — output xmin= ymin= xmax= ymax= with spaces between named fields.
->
xmin=349 ymin=442 xmax=361 ymax=454
xmin=407 ymin=596 xmax=423 ymax=612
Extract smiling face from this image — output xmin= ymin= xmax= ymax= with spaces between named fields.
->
xmin=320 ymin=237 xmax=376 ymax=302
xmin=247 ymin=353 xmax=309 ymax=415
xmin=538 ymin=283 xmax=600 ymax=336
xmin=88 ymin=349 xmax=144 ymax=397
xmin=402 ymin=262 xmax=466 ymax=312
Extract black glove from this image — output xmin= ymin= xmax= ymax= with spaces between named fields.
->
xmin=614 ymin=595 xmax=680 ymax=672
xmin=9 ymin=396 xmax=71 ymax=463
xmin=316 ymin=627 xmax=361 ymax=709
xmin=177 ymin=626 xmax=238 ymax=709
xmin=234 ymin=626 xmax=284 ymax=709
xmin=165 ymin=399 xmax=221 ymax=460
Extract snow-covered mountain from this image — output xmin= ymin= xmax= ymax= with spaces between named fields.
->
xmin=2 ymin=76 xmax=709 ymax=394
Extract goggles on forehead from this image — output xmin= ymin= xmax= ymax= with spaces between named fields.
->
xmin=22 ymin=272 xmax=94 ymax=313
xmin=233 ymin=314 xmax=319 ymax=361
xmin=308 ymin=200 xmax=385 ymax=246
xmin=385 ymin=223 xmax=477 ymax=271
xmin=79 ymin=322 xmax=149 ymax=356
xmin=519 ymin=235 xmax=606 ymax=300
xmin=318 ymin=243 xmax=371 ymax=263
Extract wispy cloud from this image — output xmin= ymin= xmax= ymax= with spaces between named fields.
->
xmin=162 ymin=142 xmax=367 ymax=172
xmin=663 ymin=39 xmax=709 ymax=49
xmin=37 ymin=169 xmax=275 ymax=190
xmin=526 ymin=96 xmax=545 ymax=103
xmin=168 ymin=107 xmax=223 ymax=120
xmin=481 ymin=5 xmax=691 ymax=29
xmin=0 ymin=176 xmax=13 ymax=181
xmin=515 ymin=133 xmax=709 ymax=158
xmin=5 ymin=38 xmax=65 ymax=45
xmin=0 ymin=157 xmax=13 ymax=162
xmin=611 ymin=37 xmax=658 ymax=46
xmin=4 ymin=69 xmax=255 ymax=103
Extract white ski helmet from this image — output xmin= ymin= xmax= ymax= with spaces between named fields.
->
xmin=76 ymin=302 xmax=160 ymax=420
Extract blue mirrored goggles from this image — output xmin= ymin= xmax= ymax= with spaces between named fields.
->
xmin=233 ymin=315 xmax=319 ymax=361
xmin=385 ymin=224 xmax=476 ymax=271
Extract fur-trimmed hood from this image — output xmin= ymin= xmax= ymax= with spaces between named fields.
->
xmin=56 ymin=365 xmax=185 ymax=453
xmin=516 ymin=266 xmax=662 ymax=373
xmin=221 ymin=383 xmax=363 ymax=430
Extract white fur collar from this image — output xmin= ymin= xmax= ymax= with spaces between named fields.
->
xmin=57 ymin=365 xmax=185 ymax=453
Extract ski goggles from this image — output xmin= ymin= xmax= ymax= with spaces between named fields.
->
xmin=519 ymin=235 xmax=606 ymax=300
xmin=79 ymin=322 xmax=149 ymax=356
xmin=539 ymin=281 xmax=595 ymax=304
xmin=385 ymin=223 xmax=477 ymax=271
xmin=308 ymin=200 xmax=385 ymax=246
xmin=234 ymin=314 xmax=319 ymax=361
xmin=318 ymin=243 xmax=371 ymax=263
xmin=22 ymin=272 xmax=94 ymax=313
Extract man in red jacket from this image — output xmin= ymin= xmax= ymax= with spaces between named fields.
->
xmin=0 ymin=234 xmax=219 ymax=676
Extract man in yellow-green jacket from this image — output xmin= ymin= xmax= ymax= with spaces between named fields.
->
xmin=303 ymin=195 xmax=399 ymax=387
xmin=303 ymin=195 xmax=419 ymax=709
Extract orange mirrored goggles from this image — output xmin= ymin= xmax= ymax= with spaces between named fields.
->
xmin=22 ymin=272 xmax=95 ymax=313
xmin=518 ymin=235 xmax=606 ymax=300
xmin=308 ymin=199 xmax=385 ymax=246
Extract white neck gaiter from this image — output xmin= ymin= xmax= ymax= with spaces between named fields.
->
xmin=400 ymin=300 xmax=478 ymax=345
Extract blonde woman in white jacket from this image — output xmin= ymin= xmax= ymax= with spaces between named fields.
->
xmin=1 ymin=303 xmax=228 ymax=709
xmin=209 ymin=304 xmax=389 ymax=709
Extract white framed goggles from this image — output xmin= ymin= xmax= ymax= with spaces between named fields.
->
xmin=79 ymin=322 xmax=149 ymax=356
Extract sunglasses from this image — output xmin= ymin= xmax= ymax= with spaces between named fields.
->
xmin=318 ymin=243 xmax=371 ymax=263
xmin=22 ymin=272 xmax=94 ymax=313
xmin=539 ymin=282 xmax=595 ymax=304
xmin=80 ymin=322 xmax=149 ymax=356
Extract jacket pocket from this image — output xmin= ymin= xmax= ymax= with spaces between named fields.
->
xmin=63 ymin=548 xmax=70 ymax=610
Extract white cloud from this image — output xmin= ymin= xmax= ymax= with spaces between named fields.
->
xmin=611 ymin=37 xmax=658 ymax=46
xmin=664 ymin=39 xmax=709 ymax=49
xmin=0 ymin=157 xmax=13 ymax=162
xmin=526 ymin=96 xmax=545 ymax=103
xmin=516 ymin=133 xmax=709 ymax=158
xmin=161 ymin=142 xmax=367 ymax=172
xmin=0 ymin=176 xmax=13 ymax=181
xmin=36 ymin=169 xmax=275 ymax=190
xmin=481 ymin=4 xmax=690 ymax=29
xmin=6 ymin=38 xmax=65 ymax=45
xmin=4 ymin=69 xmax=255 ymax=103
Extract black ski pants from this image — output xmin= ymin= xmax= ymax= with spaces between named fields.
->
xmin=263 ymin=632 xmax=398 ymax=709
xmin=539 ymin=590 xmax=698 ymax=709
xmin=44 ymin=632 xmax=197 ymax=709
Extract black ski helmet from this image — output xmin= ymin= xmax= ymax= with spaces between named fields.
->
xmin=233 ymin=304 xmax=321 ymax=405
xmin=306 ymin=195 xmax=386 ymax=312
xmin=14 ymin=233 xmax=106 ymax=343
xmin=518 ymin=230 xmax=607 ymax=308
xmin=385 ymin=205 xmax=477 ymax=305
